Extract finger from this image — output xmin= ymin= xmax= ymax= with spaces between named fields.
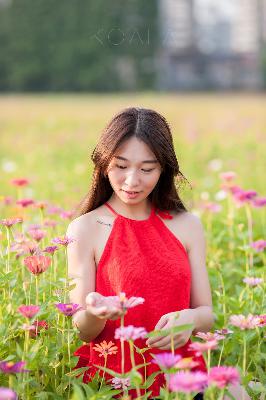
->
xmin=154 ymin=337 xmax=180 ymax=350
xmin=154 ymin=317 xmax=168 ymax=331
xmin=90 ymin=306 xmax=107 ymax=316
xmin=148 ymin=335 xmax=172 ymax=349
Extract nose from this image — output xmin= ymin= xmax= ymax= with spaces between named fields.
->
xmin=124 ymin=169 xmax=140 ymax=188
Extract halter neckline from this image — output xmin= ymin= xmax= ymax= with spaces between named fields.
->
xmin=104 ymin=202 xmax=155 ymax=222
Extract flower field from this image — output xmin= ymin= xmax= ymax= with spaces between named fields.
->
xmin=0 ymin=94 xmax=265 ymax=399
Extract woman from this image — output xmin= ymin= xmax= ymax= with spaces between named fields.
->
xmin=66 ymin=107 xmax=241 ymax=399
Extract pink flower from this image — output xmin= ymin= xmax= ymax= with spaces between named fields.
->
xmin=202 ymin=202 xmax=222 ymax=213
xmin=256 ymin=315 xmax=266 ymax=327
xmin=250 ymin=240 xmax=266 ymax=252
xmin=47 ymin=205 xmax=64 ymax=215
xmin=55 ymin=303 xmax=81 ymax=316
xmin=167 ymin=371 xmax=208 ymax=393
xmin=243 ymin=277 xmax=263 ymax=286
xmin=195 ymin=332 xmax=226 ymax=341
xmin=24 ymin=255 xmax=51 ymax=275
xmin=29 ymin=320 xmax=49 ymax=338
xmin=2 ymin=196 xmax=13 ymax=205
xmin=17 ymin=305 xmax=40 ymax=318
xmin=111 ymin=377 xmax=131 ymax=390
xmin=114 ymin=325 xmax=147 ymax=341
xmin=0 ymin=387 xmax=18 ymax=399
xmin=60 ymin=210 xmax=75 ymax=219
xmin=151 ymin=352 xmax=182 ymax=370
xmin=232 ymin=188 xmax=257 ymax=205
xmin=219 ymin=171 xmax=237 ymax=182
xmin=52 ymin=235 xmax=75 ymax=247
xmin=43 ymin=219 xmax=58 ymax=228
xmin=229 ymin=314 xmax=261 ymax=330
xmin=0 ymin=218 xmax=23 ymax=228
xmin=252 ymin=197 xmax=266 ymax=208
xmin=16 ymin=199 xmax=34 ymax=208
xmin=208 ymin=366 xmax=240 ymax=389
xmin=214 ymin=328 xmax=233 ymax=335
xmin=104 ymin=292 xmax=145 ymax=312
xmin=188 ymin=340 xmax=218 ymax=356
xmin=28 ymin=229 xmax=46 ymax=242
xmin=43 ymin=245 xmax=58 ymax=255
xmin=10 ymin=178 xmax=30 ymax=187
xmin=0 ymin=361 xmax=28 ymax=374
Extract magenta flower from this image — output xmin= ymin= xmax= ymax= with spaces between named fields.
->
xmin=115 ymin=325 xmax=147 ymax=341
xmin=250 ymin=239 xmax=266 ymax=252
xmin=0 ymin=361 xmax=28 ymax=374
xmin=43 ymin=245 xmax=58 ymax=255
xmin=17 ymin=305 xmax=40 ymax=319
xmin=0 ymin=387 xmax=17 ymax=399
xmin=252 ymin=197 xmax=266 ymax=208
xmin=151 ymin=352 xmax=182 ymax=370
xmin=167 ymin=371 xmax=208 ymax=393
xmin=195 ymin=332 xmax=226 ymax=341
xmin=232 ymin=188 xmax=257 ymax=205
xmin=0 ymin=218 xmax=23 ymax=228
xmin=188 ymin=340 xmax=218 ymax=356
xmin=55 ymin=303 xmax=81 ymax=316
xmin=52 ymin=235 xmax=75 ymax=247
xmin=10 ymin=178 xmax=30 ymax=187
xmin=243 ymin=277 xmax=263 ymax=286
xmin=16 ymin=199 xmax=34 ymax=208
xmin=229 ymin=314 xmax=261 ymax=330
xmin=208 ymin=366 xmax=240 ymax=389
xmin=111 ymin=377 xmax=131 ymax=390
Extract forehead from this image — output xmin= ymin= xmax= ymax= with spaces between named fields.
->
xmin=114 ymin=137 xmax=156 ymax=160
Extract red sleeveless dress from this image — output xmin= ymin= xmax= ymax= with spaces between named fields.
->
xmin=73 ymin=202 xmax=207 ymax=397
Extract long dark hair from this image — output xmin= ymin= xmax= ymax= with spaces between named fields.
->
xmin=74 ymin=107 xmax=190 ymax=218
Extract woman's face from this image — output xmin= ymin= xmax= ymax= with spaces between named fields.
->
xmin=106 ymin=136 xmax=162 ymax=203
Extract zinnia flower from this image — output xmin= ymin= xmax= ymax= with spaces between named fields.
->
xmin=111 ymin=377 xmax=131 ymax=390
xmin=60 ymin=210 xmax=74 ymax=219
xmin=195 ymin=332 xmax=226 ymax=341
xmin=219 ymin=171 xmax=237 ymax=182
xmin=28 ymin=229 xmax=46 ymax=242
xmin=114 ymin=325 xmax=147 ymax=341
xmin=52 ymin=235 xmax=75 ymax=247
xmin=167 ymin=371 xmax=208 ymax=393
xmin=16 ymin=199 xmax=34 ymax=208
xmin=10 ymin=178 xmax=29 ymax=187
xmin=17 ymin=305 xmax=40 ymax=319
xmin=0 ymin=361 xmax=28 ymax=374
xmin=250 ymin=240 xmax=266 ymax=252
xmin=24 ymin=255 xmax=51 ymax=275
xmin=92 ymin=340 xmax=118 ymax=357
xmin=252 ymin=197 xmax=266 ymax=208
xmin=55 ymin=303 xmax=81 ymax=316
xmin=243 ymin=277 xmax=263 ymax=286
xmin=0 ymin=387 xmax=18 ymax=399
xmin=151 ymin=352 xmax=182 ymax=370
xmin=214 ymin=328 xmax=233 ymax=335
xmin=29 ymin=320 xmax=49 ymax=338
xmin=188 ymin=340 xmax=218 ymax=356
xmin=101 ymin=292 xmax=145 ymax=313
xmin=256 ymin=315 xmax=266 ymax=327
xmin=229 ymin=314 xmax=261 ymax=330
xmin=208 ymin=366 xmax=240 ymax=388
xmin=0 ymin=218 xmax=23 ymax=228
xmin=43 ymin=245 xmax=58 ymax=255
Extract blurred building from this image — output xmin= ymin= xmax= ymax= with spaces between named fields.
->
xmin=158 ymin=0 xmax=266 ymax=90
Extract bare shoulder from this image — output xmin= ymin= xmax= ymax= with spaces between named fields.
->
xmin=66 ymin=208 xmax=101 ymax=237
xmin=171 ymin=210 xmax=205 ymax=251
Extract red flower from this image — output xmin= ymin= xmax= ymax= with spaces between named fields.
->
xmin=24 ymin=255 xmax=51 ymax=275
xmin=29 ymin=320 xmax=49 ymax=338
xmin=10 ymin=178 xmax=30 ymax=187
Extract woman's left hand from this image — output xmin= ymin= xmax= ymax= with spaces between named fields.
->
xmin=145 ymin=309 xmax=195 ymax=350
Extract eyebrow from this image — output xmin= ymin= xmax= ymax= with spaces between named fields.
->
xmin=114 ymin=156 xmax=158 ymax=164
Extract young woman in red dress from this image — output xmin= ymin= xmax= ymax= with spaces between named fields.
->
xmin=66 ymin=107 xmax=215 ymax=399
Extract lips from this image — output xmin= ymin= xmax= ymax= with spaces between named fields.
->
xmin=123 ymin=190 xmax=140 ymax=194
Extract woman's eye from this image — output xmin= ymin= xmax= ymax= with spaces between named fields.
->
xmin=115 ymin=164 xmax=154 ymax=173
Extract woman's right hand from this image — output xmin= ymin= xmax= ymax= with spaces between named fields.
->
xmin=85 ymin=292 xmax=124 ymax=321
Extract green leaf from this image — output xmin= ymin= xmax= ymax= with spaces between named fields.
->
xmin=65 ymin=367 xmax=89 ymax=377
xmin=146 ymin=323 xmax=194 ymax=338
xmin=129 ymin=369 xmax=143 ymax=386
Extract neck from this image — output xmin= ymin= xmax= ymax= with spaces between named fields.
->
xmin=108 ymin=193 xmax=152 ymax=219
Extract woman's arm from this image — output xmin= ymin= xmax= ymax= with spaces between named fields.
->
xmin=66 ymin=216 xmax=106 ymax=343
xmin=186 ymin=213 xmax=215 ymax=334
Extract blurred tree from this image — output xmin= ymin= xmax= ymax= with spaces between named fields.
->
xmin=0 ymin=0 xmax=158 ymax=91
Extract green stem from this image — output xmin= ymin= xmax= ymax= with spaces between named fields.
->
xmin=243 ymin=334 xmax=246 ymax=376
xmin=121 ymin=314 xmax=125 ymax=376
xmin=245 ymin=203 xmax=253 ymax=269
xmin=207 ymin=349 xmax=211 ymax=373
xmin=35 ymin=275 xmax=39 ymax=305
xmin=129 ymin=340 xmax=141 ymax=399
xmin=99 ymin=355 xmax=107 ymax=390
